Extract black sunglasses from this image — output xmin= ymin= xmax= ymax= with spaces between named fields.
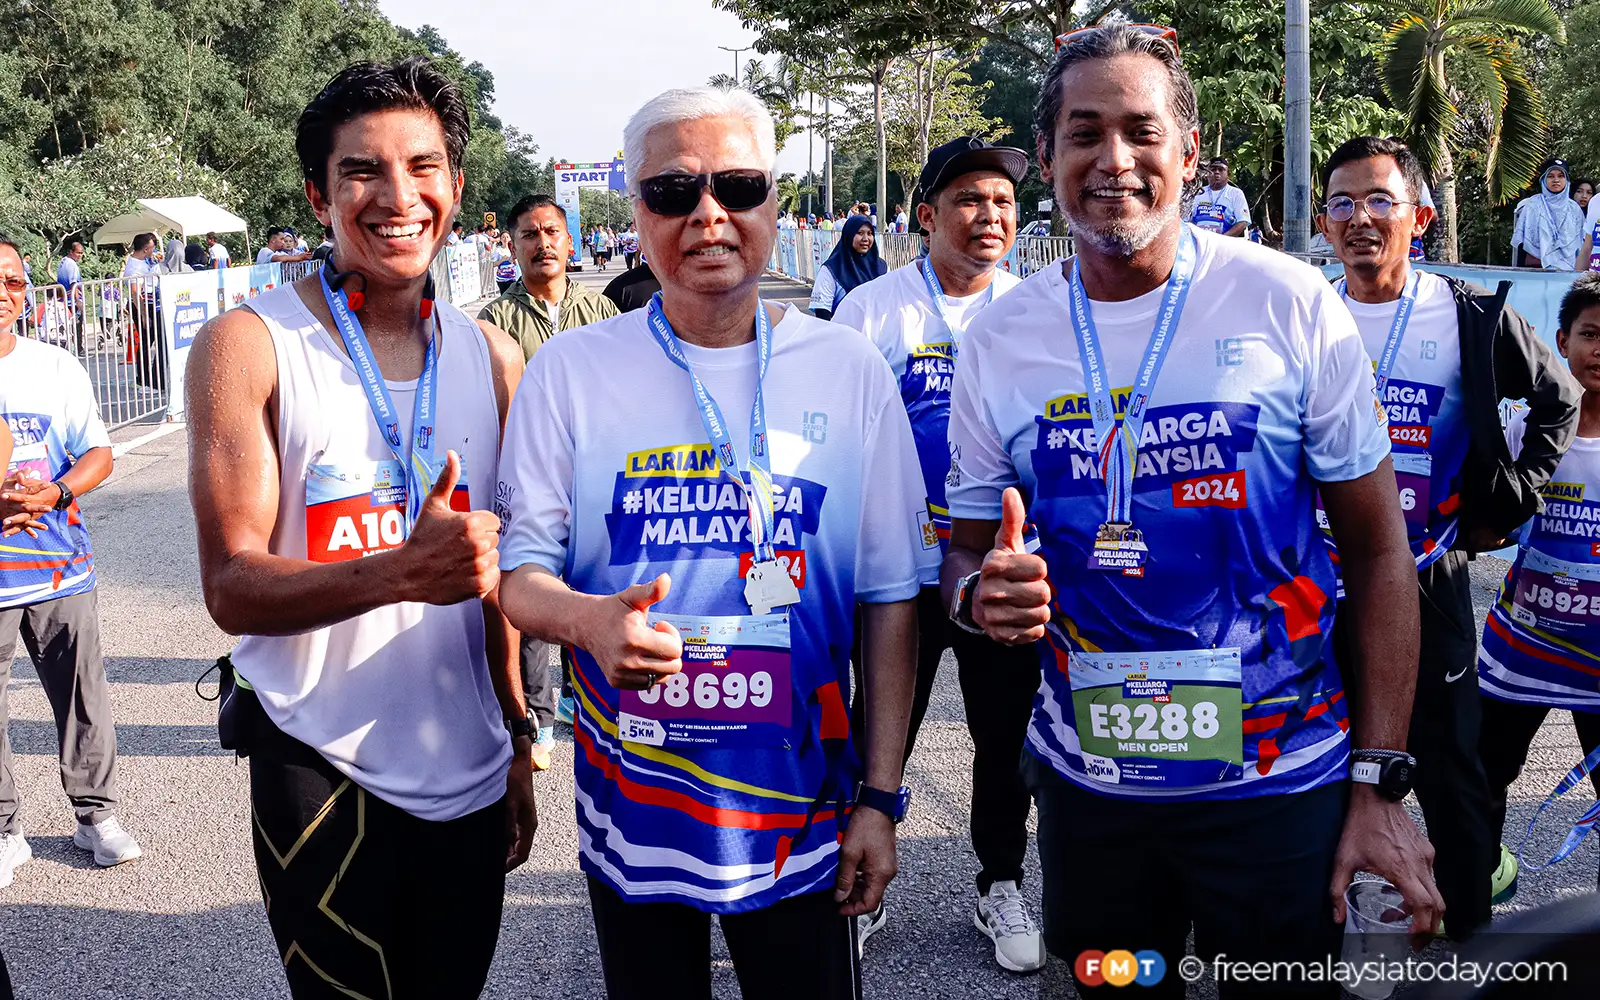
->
xmin=637 ymin=170 xmax=771 ymax=217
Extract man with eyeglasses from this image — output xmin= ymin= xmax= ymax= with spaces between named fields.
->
xmin=0 ymin=233 xmax=142 ymax=892
xmin=497 ymin=86 xmax=928 ymax=998
xmin=832 ymin=135 xmax=1045 ymax=973
xmin=1318 ymin=135 xmax=1578 ymax=933
xmin=945 ymin=29 xmax=1442 ymax=994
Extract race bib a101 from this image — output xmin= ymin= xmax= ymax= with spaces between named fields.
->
xmin=617 ymin=613 xmax=793 ymax=749
xmin=1069 ymin=647 xmax=1244 ymax=788
xmin=304 ymin=460 xmax=468 ymax=563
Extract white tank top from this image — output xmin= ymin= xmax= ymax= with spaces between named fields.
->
xmin=231 ymin=284 xmax=510 ymax=822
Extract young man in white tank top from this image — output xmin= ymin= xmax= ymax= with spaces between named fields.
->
xmin=185 ymin=58 xmax=536 ymax=999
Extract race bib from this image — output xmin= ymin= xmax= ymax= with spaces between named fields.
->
xmin=1510 ymin=549 xmax=1600 ymax=634
xmin=617 ymin=613 xmax=793 ymax=749
xmin=304 ymin=460 xmax=468 ymax=563
xmin=1392 ymin=451 xmax=1433 ymax=534
xmin=1070 ymin=647 xmax=1244 ymax=787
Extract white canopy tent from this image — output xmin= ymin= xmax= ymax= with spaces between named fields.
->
xmin=92 ymin=196 xmax=248 ymax=248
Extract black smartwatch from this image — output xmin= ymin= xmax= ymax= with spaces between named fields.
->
xmin=854 ymin=783 xmax=911 ymax=824
xmin=505 ymin=710 xmax=535 ymax=741
xmin=949 ymin=570 xmax=984 ymax=634
xmin=1351 ymin=749 xmax=1417 ymax=802
xmin=51 ymin=479 xmax=74 ymax=512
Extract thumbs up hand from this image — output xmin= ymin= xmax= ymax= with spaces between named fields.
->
xmin=401 ymin=450 xmax=502 ymax=604
xmin=578 ymin=573 xmax=684 ymax=690
xmin=975 ymin=487 xmax=1052 ymax=645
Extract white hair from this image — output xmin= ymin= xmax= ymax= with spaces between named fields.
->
xmin=622 ymin=87 xmax=777 ymax=196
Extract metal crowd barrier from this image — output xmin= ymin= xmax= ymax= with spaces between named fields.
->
xmin=478 ymin=252 xmax=497 ymax=298
xmin=18 ymin=247 xmax=492 ymax=430
xmin=22 ymin=274 xmax=170 ymax=430
xmin=767 ymin=230 xmax=1073 ymax=287
xmin=279 ymin=259 xmax=324 ymax=283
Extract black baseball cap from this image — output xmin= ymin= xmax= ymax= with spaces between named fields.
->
xmin=914 ymin=136 xmax=1029 ymax=204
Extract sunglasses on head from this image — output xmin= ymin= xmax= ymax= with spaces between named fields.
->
xmin=1055 ymin=23 xmax=1178 ymax=53
xmin=637 ymin=170 xmax=771 ymax=217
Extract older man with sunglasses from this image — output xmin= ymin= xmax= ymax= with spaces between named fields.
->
xmin=497 ymin=87 xmax=929 ymax=999
xmin=1318 ymin=136 xmax=1578 ymax=933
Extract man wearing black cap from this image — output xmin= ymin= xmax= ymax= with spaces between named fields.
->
xmin=833 ymin=136 xmax=1045 ymax=974
xmin=1191 ymin=157 xmax=1251 ymax=237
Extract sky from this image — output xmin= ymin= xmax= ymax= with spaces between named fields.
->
xmin=377 ymin=0 xmax=821 ymax=176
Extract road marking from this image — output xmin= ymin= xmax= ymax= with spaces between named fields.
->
xmin=112 ymin=422 xmax=185 ymax=458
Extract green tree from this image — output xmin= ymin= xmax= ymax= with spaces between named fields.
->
xmin=716 ymin=0 xmax=943 ymax=221
xmin=708 ymin=57 xmax=804 ymax=148
xmin=838 ymin=47 xmax=1008 ymax=205
xmin=1539 ymin=0 xmax=1600 ymax=175
xmin=1377 ymin=0 xmax=1565 ymax=261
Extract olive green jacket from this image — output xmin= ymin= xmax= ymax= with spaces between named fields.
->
xmin=477 ymin=278 xmax=619 ymax=361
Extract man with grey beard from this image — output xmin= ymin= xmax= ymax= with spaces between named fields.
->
xmin=940 ymin=24 xmax=1441 ymax=996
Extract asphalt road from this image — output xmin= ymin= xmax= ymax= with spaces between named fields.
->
xmin=1 ymin=271 xmax=1596 ymax=999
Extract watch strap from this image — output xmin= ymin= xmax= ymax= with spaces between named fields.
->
xmin=854 ymin=783 xmax=910 ymax=824
xmin=505 ymin=710 xmax=535 ymax=740
xmin=950 ymin=570 xmax=984 ymax=634
xmin=51 ymin=479 xmax=74 ymax=511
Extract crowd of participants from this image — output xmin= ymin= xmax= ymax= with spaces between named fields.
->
xmin=3 ymin=22 xmax=1600 ymax=1000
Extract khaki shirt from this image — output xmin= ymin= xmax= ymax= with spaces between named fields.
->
xmin=477 ymin=278 xmax=619 ymax=361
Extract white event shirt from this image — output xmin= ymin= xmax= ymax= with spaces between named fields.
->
xmin=947 ymin=228 xmax=1390 ymax=801
xmin=833 ymin=262 xmax=1021 ymax=581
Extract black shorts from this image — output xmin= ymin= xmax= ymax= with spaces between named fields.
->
xmin=1026 ymin=753 xmax=1347 ymax=999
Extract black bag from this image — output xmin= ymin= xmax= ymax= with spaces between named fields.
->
xmin=197 ymin=654 xmax=262 ymax=757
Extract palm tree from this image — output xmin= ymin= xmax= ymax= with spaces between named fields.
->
xmin=1378 ymin=0 xmax=1565 ymax=262
xmin=708 ymin=59 xmax=803 ymax=148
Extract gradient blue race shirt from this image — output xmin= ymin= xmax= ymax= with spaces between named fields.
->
xmin=947 ymin=230 xmax=1390 ymax=801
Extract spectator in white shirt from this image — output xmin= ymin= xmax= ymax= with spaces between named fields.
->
xmin=255 ymin=227 xmax=312 ymax=264
xmin=206 ymin=232 xmax=230 ymax=269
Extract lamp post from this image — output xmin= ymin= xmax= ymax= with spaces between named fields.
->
xmin=717 ymin=44 xmax=754 ymax=81
xmin=1283 ymin=0 xmax=1312 ymax=253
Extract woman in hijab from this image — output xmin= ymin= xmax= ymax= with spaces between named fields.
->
xmin=183 ymin=243 xmax=210 ymax=270
xmin=162 ymin=237 xmax=190 ymax=274
xmin=809 ymin=215 xmax=886 ymax=320
xmin=1512 ymin=157 xmax=1586 ymax=269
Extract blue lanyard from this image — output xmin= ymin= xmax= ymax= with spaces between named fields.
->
xmin=319 ymin=270 xmax=441 ymax=532
xmin=919 ymin=256 xmax=993 ymax=351
xmin=1069 ymin=225 xmax=1198 ymax=526
xmin=645 ymin=293 xmax=778 ymax=563
xmin=1516 ymin=740 xmax=1600 ymax=871
xmin=1338 ymin=269 xmax=1419 ymax=397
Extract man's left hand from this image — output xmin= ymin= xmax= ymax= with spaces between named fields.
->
xmin=0 ymin=475 xmax=55 ymax=537
xmin=833 ymin=807 xmax=897 ymax=916
xmin=1329 ymin=784 xmax=1445 ymax=946
xmin=504 ymin=738 xmax=538 ymax=872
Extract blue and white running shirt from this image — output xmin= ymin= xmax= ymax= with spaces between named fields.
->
xmin=947 ymin=229 xmax=1391 ymax=801
xmin=0 ymin=336 xmax=110 ymax=608
xmin=1479 ymin=408 xmax=1600 ymax=712
xmin=496 ymin=303 xmax=932 ymax=912
xmin=833 ymin=263 xmax=1020 ymax=580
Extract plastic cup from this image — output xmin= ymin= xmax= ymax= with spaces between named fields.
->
xmin=1338 ymin=877 xmax=1413 ymax=1000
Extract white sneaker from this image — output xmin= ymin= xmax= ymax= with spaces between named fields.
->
xmin=73 ymin=816 xmax=143 ymax=867
xmin=855 ymin=901 xmax=887 ymax=957
xmin=0 ymin=831 xmax=31 ymax=889
xmin=974 ymin=880 xmax=1045 ymax=973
